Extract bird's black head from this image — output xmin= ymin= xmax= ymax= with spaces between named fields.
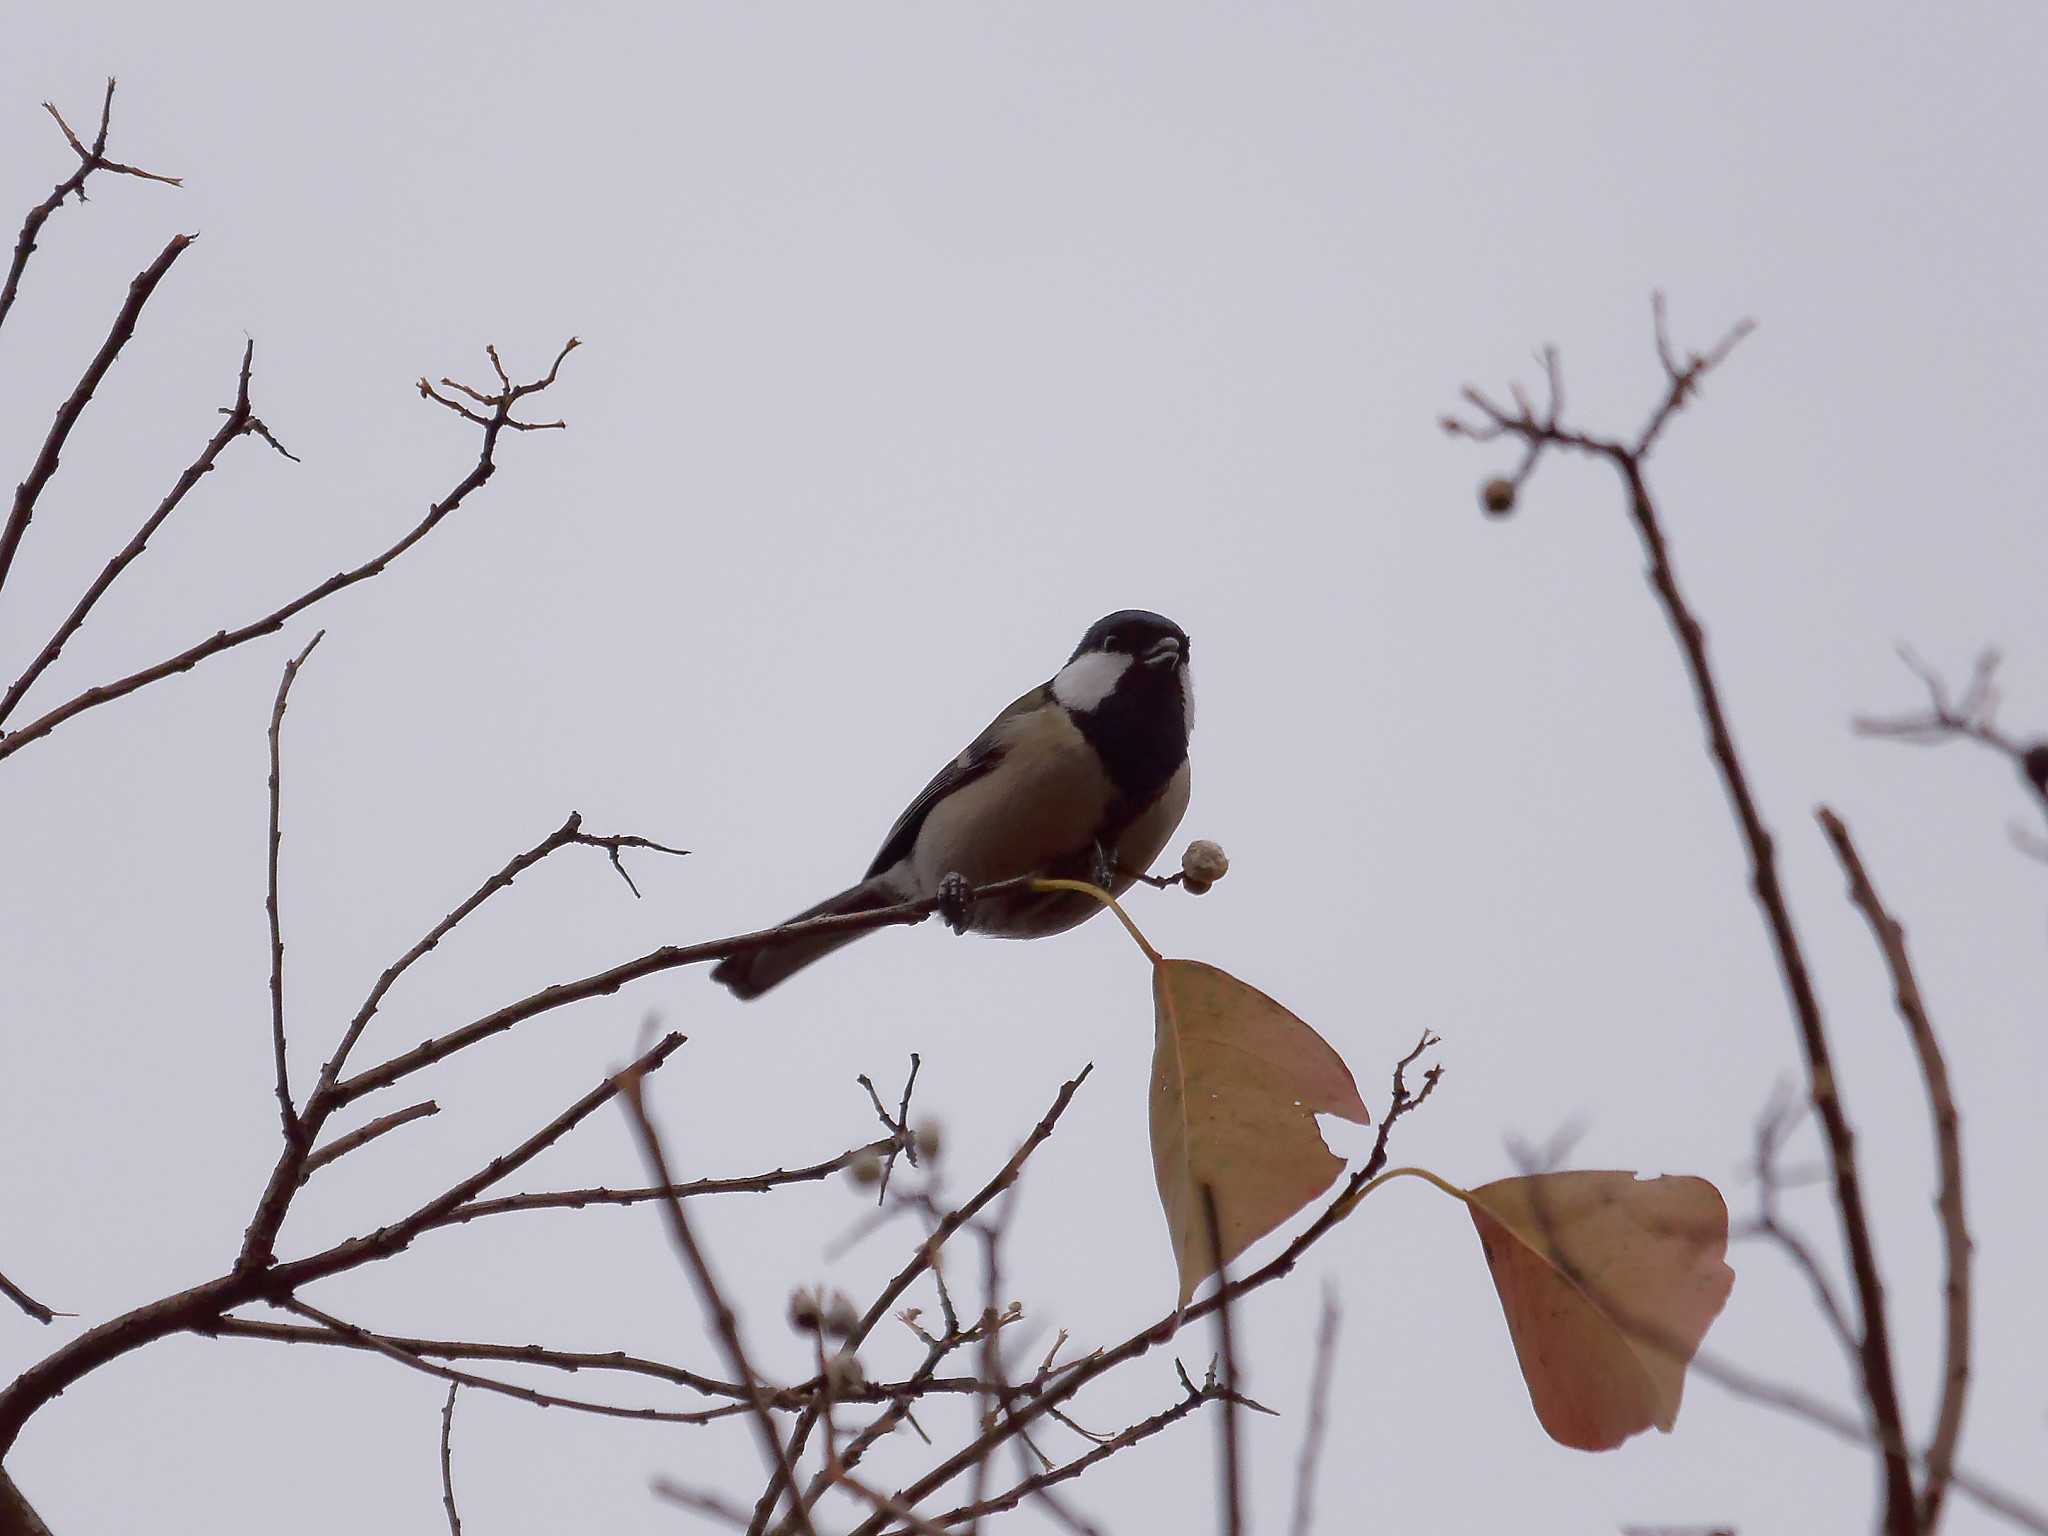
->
xmin=1068 ymin=609 xmax=1190 ymax=672
xmin=1051 ymin=609 xmax=1192 ymax=812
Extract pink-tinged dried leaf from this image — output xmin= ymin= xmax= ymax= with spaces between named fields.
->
xmin=1151 ymin=959 xmax=1371 ymax=1305
xmin=1465 ymin=1171 xmax=1734 ymax=1451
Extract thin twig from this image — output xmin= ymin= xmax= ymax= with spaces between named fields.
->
xmin=864 ymin=1053 xmax=924 ymax=1204
xmin=302 ymin=1100 xmax=440 ymax=1175
xmin=0 ymin=233 xmax=194 ymax=600
xmin=1820 ymin=808 xmax=1973 ymax=1533
xmin=655 ymin=1480 xmax=771 ymax=1527
xmin=1854 ymin=647 xmax=2048 ymax=838
xmin=577 ymin=829 xmax=690 ymax=898
xmin=426 ymin=1134 xmax=901 ymax=1230
xmin=310 ymin=811 xmax=612 ymax=1111
xmin=1855 ymin=648 xmax=2024 ymax=759
xmin=278 ymin=1299 xmax=727 ymax=1427
xmin=1740 ymin=1087 xmax=1858 ymax=1362
xmin=0 ymin=1268 xmax=62 ymax=1326
xmin=439 ymin=1383 xmax=462 ymax=1536
xmin=619 ymin=1065 xmax=820 ymax=1536
xmin=212 ymin=1316 xmax=749 ymax=1406
xmin=1203 ymin=1187 xmax=1244 ymax=1536
xmin=962 ymin=1196 xmax=1014 ymax=1536
xmin=898 ymin=1384 xmax=1222 ymax=1532
xmin=210 ymin=1315 xmax=987 ymax=1411
xmin=1361 ymin=1032 xmax=1444 ymax=1178
xmin=1 ymin=78 xmax=181 ymax=337
xmin=1443 ymin=300 xmax=1916 ymax=1535
xmin=264 ymin=631 xmax=324 ymax=1151
xmin=1288 ymin=1287 xmax=1340 ymax=1536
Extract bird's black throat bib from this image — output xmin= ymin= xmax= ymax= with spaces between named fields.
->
xmin=1065 ymin=668 xmax=1188 ymax=834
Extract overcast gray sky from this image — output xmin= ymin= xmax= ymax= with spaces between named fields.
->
xmin=4 ymin=4 xmax=2046 ymax=1532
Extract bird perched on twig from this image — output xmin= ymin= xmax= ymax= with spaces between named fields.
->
xmin=712 ymin=610 xmax=1195 ymax=999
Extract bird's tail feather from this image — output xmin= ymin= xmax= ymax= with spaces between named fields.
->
xmin=710 ymin=876 xmax=904 ymax=1000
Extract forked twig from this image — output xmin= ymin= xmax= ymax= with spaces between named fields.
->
xmin=2 ymin=78 xmax=181 ymax=336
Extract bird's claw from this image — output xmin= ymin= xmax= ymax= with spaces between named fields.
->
xmin=1091 ymin=840 xmax=1116 ymax=890
xmin=937 ymin=871 xmax=974 ymax=934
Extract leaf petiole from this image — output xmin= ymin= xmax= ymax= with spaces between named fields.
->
xmin=1028 ymin=878 xmax=1162 ymax=964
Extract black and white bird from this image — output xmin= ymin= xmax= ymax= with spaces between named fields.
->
xmin=712 ymin=610 xmax=1194 ymax=999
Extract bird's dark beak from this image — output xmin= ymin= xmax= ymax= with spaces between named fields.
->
xmin=1142 ymin=637 xmax=1183 ymax=670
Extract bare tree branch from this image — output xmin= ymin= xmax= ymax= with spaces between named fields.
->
xmin=0 ymin=339 xmax=581 ymax=764
xmin=0 ymin=1028 xmax=688 ymax=1462
xmin=1820 ymin=808 xmax=1973 ymax=1534
xmin=309 ymin=811 xmax=616 ymax=1112
xmin=0 ymin=1469 xmax=55 ymax=1536
xmin=619 ymin=1062 xmax=821 ymax=1536
xmin=329 ymin=876 xmax=1043 ymax=1107
xmin=264 ymin=1031 xmax=686 ymax=1288
xmin=0 ymin=339 xmax=295 ymax=727
xmin=239 ymin=810 xmax=632 ymax=1271
xmin=839 ymin=1038 xmax=1442 ymax=1536
xmin=1443 ymin=300 xmax=1917 ymax=1535
xmin=1 ymin=78 xmax=181 ymax=337
xmin=758 ymin=1067 xmax=1097 ymax=1536
xmin=0 ymin=232 xmax=193 ymax=599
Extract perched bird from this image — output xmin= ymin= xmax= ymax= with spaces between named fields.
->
xmin=712 ymin=610 xmax=1194 ymax=999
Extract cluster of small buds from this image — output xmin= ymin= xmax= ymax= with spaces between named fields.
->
xmin=788 ymin=1286 xmax=860 ymax=1339
xmin=914 ymin=1121 xmax=943 ymax=1160
xmin=825 ymin=1349 xmax=866 ymax=1394
xmin=977 ymin=1300 xmax=1024 ymax=1336
xmin=1179 ymin=839 xmax=1229 ymax=896
xmin=847 ymin=1149 xmax=883 ymax=1187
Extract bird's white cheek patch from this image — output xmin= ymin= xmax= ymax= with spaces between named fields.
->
xmin=1180 ymin=666 xmax=1195 ymax=733
xmin=1051 ymin=651 xmax=1131 ymax=713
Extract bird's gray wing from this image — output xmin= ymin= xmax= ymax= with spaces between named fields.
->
xmin=863 ymin=683 xmax=1049 ymax=879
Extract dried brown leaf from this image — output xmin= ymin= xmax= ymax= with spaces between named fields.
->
xmin=1151 ymin=959 xmax=1371 ymax=1305
xmin=1464 ymin=1171 xmax=1733 ymax=1451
